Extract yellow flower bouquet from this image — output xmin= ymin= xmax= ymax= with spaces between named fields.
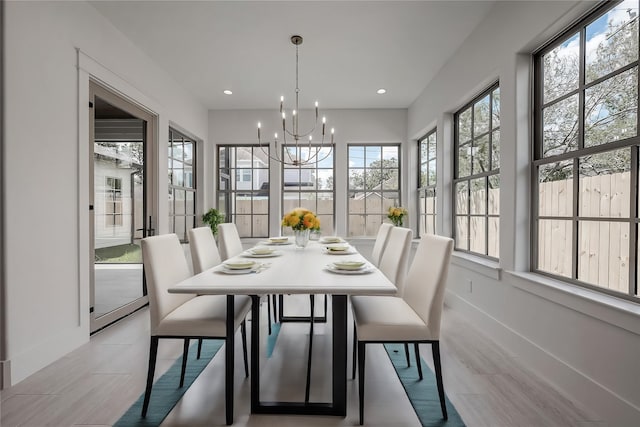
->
xmin=387 ymin=206 xmax=407 ymax=227
xmin=282 ymin=207 xmax=321 ymax=231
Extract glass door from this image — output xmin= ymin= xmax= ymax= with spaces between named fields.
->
xmin=89 ymin=81 xmax=156 ymax=333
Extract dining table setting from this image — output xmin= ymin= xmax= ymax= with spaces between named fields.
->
xmin=168 ymin=234 xmax=397 ymax=421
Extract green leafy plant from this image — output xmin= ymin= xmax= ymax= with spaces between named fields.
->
xmin=202 ymin=208 xmax=226 ymax=235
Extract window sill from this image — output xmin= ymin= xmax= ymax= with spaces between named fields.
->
xmin=507 ymin=271 xmax=640 ymax=336
xmin=451 ymin=251 xmax=501 ymax=280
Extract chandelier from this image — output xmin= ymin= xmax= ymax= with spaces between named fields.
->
xmin=257 ymin=35 xmax=334 ymax=166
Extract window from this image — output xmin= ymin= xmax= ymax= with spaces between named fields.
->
xmin=533 ymin=0 xmax=639 ymax=300
xmin=218 ymin=145 xmax=270 ymax=237
xmin=104 ymin=177 xmax=123 ymax=227
xmin=454 ymin=83 xmax=500 ymax=258
xmin=418 ymin=130 xmax=437 ymax=236
xmin=168 ymin=128 xmax=196 ymax=242
xmin=282 ymin=145 xmax=335 ymax=235
xmin=348 ymin=144 xmax=401 ymax=236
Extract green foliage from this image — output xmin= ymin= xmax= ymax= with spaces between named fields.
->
xmin=202 ymin=208 xmax=226 ymax=235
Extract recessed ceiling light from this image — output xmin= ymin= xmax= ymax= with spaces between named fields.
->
xmin=223 ymin=90 xmax=233 ymax=95
xmin=377 ymin=88 xmax=387 ymax=94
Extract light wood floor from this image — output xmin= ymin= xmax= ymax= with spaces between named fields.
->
xmin=0 ymin=296 xmax=604 ymax=426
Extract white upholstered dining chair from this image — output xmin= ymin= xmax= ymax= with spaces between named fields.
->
xmin=351 ymin=234 xmax=454 ymax=425
xmin=141 ymin=233 xmax=251 ymax=424
xmin=370 ymin=222 xmax=393 ymax=267
xmin=188 ymin=226 xmax=247 ymax=363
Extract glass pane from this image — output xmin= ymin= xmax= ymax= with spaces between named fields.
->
xmin=174 ymin=216 xmax=185 ymax=241
xmin=317 ymin=146 xmax=333 ymax=168
xmin=299 ymin=193 xmax=316 ymax=213
xmin=491 ymin=129 xmax=500 ymax=170
xmin=428 ymin=135 xmax=436 ymax=160
xmin=537 ymin=219 xmax=573 ymax=278
xmin=585 ymin=67 xmax=638 ymax=147
xmin=235 ymin=215 xmax=252 ymax=238
xmin=586 ymin=4 xmax=639 ymax=83
xmin=366 ymin=215 xmax=383 ymax=237
xmin=543 ymin=94 xmax=579 ymax=157
xmin=420 ymin=161 xmax=428 ymax=188
xmin=470 ymin=217 xmax=486 ymax=254
xmin=254 ymin=215 xmax=269 ymax=237
xmin=492 ymin=87 xmax=500 ymax=129
xmin=578 ymin=221 xmax=629 ymax=292
xmin=349 ymin=192 xmax=365 ymax=213
xmin=539 ymin=161 xmax=574 ymax=217
xmin=174 ymin=190 xmax=185 ymax=215
xmin=365 ymin=146 xmax=381 ymax=167
xmin=349 ymin=169 xmax=365 ymax=190
xmin=186 ymin=191 xmax=194 ymax=215
xmin=366 ymin=194 xmax=382 ymax=214
xmin=168 ymin=188 xmax=174 ymax=215
xmin=426 ymin=188 xmax=436 ymax=214
xmin=488 ymin=217 xmax=499 ymax=258
xmin=382 ymin=193 xmax=399 ymax=212
xmin=382 ymin=146 xmax=399 ymax=163
xmin=382 ymin=169 xmax=399 ymax=190
xmin=458 ymin=108 xmax=472 ymax=144
xmin=455 ymin=181 xmax=468 ymax=214
xmin=253 ymin=196 xmax=268 ymax=214
xmin=474 ymin=94 xmax=491 ymax=136
xmin=543 ymin=32 xmax=580 ymax=103
xmin=349 ymin=215 xmax=365 ymax=237
xmin=428 ymin=159 xmax=436 ymax=186
xmin=470 ymin=178 xmax=486 ymax=215
xmin=349 ymin=146 xmax=365 ymax=168
xmin=488 ymin=175 xmax=500 ymax=215
xmin=472 ymin=135 xmax=490 ymax=174
xmin=458 ymin=143 xmax=471 ymax=177
xmin=579 ymin=149 xmax=631 ymax=217
xmin=455 ymin=216 xmax=469 ymax=250
xmin=419 ymin=192 xmax=426 ymax=216
xmin=317 ymin=214 xmax=334 ymax=235
xmin=183 ymin=142 xmax=193 ymax=165
xmin=316 ymin=197 xmax=333 ymax=215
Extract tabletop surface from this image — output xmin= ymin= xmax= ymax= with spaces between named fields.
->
xmin=169 ymin=239 xmax=397 ymax=296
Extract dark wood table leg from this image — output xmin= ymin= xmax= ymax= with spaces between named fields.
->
xmin=226 ymin=295 xmax=235 ymax=425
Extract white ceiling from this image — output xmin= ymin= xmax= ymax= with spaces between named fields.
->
xmin=90 ymin=1 xmax=496 ymax=110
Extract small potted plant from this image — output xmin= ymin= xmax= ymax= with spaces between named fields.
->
xmin=202 ymin=208 xmax=226 ymax=236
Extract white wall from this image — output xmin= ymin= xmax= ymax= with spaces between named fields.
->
xmin=208 ymin=109 xmax=407 ymax=237
xmin=3 ymin=0 xmax=208 ymax=385
xmin=408 ymin=1 xmax=640 ymax=424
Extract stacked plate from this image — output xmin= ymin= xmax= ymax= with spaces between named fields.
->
xmin=320 ymin=236 xmax=344 ymax=244
xmin=219 ymin=260 xmax=258 ymax=274
xmin=264 ymin=237 xmax=291 ymax=245
xmin=244 ymin=247 xmax=282 ymax=258
xmin=323 ymin=244 xmax=356 ymax=255
xmin=326 ymin=260 xmax=374 ymax=275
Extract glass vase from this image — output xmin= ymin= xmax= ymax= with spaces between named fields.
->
xmin=294 ymin=229 xmax=311 ymax=248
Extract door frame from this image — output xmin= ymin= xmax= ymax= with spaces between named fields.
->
xmin=88 ymin=80 xmax=157 ymax=333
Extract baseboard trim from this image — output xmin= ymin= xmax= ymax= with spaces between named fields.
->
xmin=445 ymin=290 xmax=640 ymax=426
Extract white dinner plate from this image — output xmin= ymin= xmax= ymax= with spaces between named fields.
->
xmin=217 ymin=267 xmax=257 ymax=275
xmin=261 ymin=241 xmax=293 ymax=246
xmin=332 ymin=260 xmax=366 ymax=270
xmin=325 ymin=264 xmax=374 ymax=275
xmin=243 ymin=250 xmax=283 ymax=258
xmin=323 ymin=247 xmax=357 ymax=255
xmin=320 ymin=237 xmax=344 ymax=244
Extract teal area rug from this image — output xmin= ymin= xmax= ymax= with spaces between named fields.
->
xmin=114 ymin=339 xmax=223 ymax=427
xmin=384 ymin=343 xmax=466 ymax=427
xmin=266 ymin=322 xmax=281 ymax=358
xmin=115 ymin=332 xmax=464 ymax=426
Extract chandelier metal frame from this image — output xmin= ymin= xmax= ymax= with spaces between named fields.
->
xmin=257 ymin=35 xmax=334 ymax=166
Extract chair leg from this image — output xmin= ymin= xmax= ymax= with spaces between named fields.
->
xmin=179 ymin=338 xmax=190 ymax=387
xmin=432 ymin=341 xmax=448 ymax=420
xmin=267 ymin=295 xmax=272 ymax=335
xmin=414 ymin=343 xmax=423 ymax=380
xmin=141 ymin=336 xmax=159 ymax=418
xmin=197 ymin=338 xmax=203 ymax=359
xmin=404 ymin=343 xmax=411 ymax=367
xmin=358 ymin=342 xmax=366 ymax=426
xmin=272 ymin=294 xmax=278 ymax=322
xmin=352 ymin=321 xmax=357 ymax=380
xmin=241 ymin=320 xmax=249 ymax=378
xmin=304 ymin=295 xmax=315 ymax=403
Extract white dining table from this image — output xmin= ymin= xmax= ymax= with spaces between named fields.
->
xmin=168 ymin=239 xmax=397 ymax=424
